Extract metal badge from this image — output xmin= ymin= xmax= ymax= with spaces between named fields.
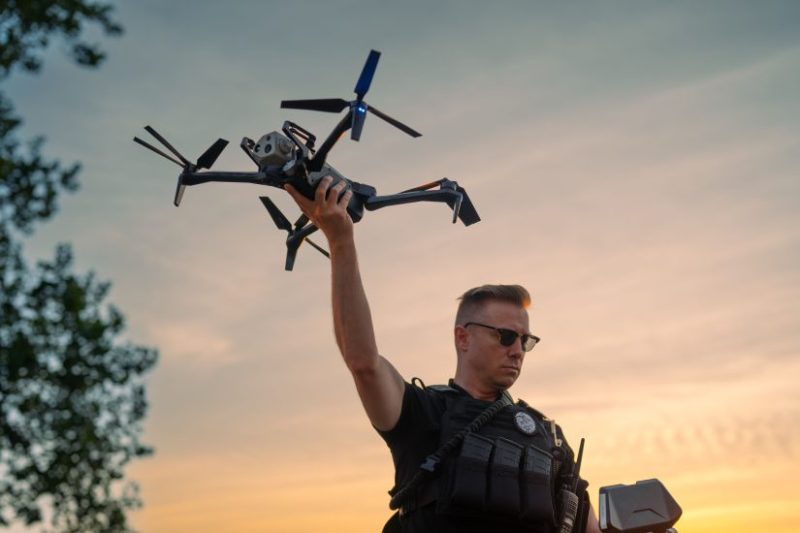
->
xmin=514 ymin=411 xmax=537 ymax=436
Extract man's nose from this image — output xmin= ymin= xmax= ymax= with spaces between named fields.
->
xmin=508 ymin=339 xmax=524 ymax=357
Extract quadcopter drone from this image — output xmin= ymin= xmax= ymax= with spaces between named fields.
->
xmin=134 ymin=50 xmax=479 ymax=270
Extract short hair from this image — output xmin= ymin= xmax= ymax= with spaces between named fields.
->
xmin=455 ymin=284 xmax=531 ymax=325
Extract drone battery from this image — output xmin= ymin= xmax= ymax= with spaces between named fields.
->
xmin=486 ymin=437 xmax=523 ymax=516
xmin=307 ymin=166 xmax=348 ymax=190
xmin=520 ymin=444 xmax=556 ymax=524
xmin=446 ymin=433 xmax=493 ymax=509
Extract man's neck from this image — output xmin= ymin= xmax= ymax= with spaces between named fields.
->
xmin=451 ymin=376 xmax=505 ymax=402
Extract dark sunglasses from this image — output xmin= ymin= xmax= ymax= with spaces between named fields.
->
xmin=463 ymin=322 xmax=540 ymax=352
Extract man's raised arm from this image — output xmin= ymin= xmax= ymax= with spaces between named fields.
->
xmin=285 ymin=176 xmax=405 ymax=431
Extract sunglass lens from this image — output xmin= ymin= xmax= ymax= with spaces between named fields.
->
xmin=522 ymin=337 xmax=532 ymax=351
xmin=522 ymin=336 xmax=539 ymax=351
xmin=497 ymin=329 xmax=518 ymax=347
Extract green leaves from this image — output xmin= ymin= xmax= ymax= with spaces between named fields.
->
xmin=1 ymin=242 xmax=158 ymax=531
xmin=1 ymin=1 xmax=156 ymax=531
xmin=0 ymin=92 xmax=82 ymax=235
xmin=0 ymin=0 xmax=123 ymax=79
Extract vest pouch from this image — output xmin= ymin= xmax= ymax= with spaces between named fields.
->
xmin=445 ymin=433 xmax=493 ymax=509
xmin=486 ymin=437 xmax=523 ymax=516
xmin=520 ymin=444 xmax=556 ymax=525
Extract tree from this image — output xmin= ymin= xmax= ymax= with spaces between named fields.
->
xmin=0 ymin=2 xmax=158 ymax=531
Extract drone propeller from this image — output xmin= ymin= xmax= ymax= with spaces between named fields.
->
xmin=280 ymin=50 xmax=420 ymax=142
xmin=133 ymin=126 xmax=228 ymax=206
xmin=349 ymin=50 xmax=380 ymax=140
xmin=354 ymin=49 xmax=380 ymax=100
xmin=196 ymin=139 xmax=228 ymax=170
xmin=261 ymin=196 xmax=293 ymax=232
xmin=281 ymin=98 xmax=349 ymax=113
xmin=302 ymin=233 xmax=330 ymax=257
xmin=367 ymin=105 xmax=421 ymax=138
xmin=133 ymin=136 xmax=184 ymax=168
xmin=259 ymin=196 xmax=330 ymax=270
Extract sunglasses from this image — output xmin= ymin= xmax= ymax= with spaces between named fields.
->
xmin=463 ymin=322 xmax=540 ymax=352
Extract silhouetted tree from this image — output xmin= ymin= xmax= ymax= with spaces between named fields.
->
xmin=0 ymin=2 xmax=157 ymax=531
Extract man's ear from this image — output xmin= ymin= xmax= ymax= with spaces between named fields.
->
xmin=454 ymin=325 xmax=469 ymax=352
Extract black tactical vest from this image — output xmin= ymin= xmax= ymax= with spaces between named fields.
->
xmin=431 ymin=384 xmax=574 ymax=529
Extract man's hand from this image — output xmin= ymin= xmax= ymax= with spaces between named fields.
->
xmin=284 ymin=176 xmax=354 ymax=245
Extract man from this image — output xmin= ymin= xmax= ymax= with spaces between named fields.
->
xmin=286 ymin=176 xmax=601 ymax=533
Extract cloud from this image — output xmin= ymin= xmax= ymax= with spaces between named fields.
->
xmin=147 ymin=320 xmax=237 ymax=367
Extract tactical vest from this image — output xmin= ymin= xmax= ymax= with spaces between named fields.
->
xmin=401 ymin=383 xmax=575 ymax=529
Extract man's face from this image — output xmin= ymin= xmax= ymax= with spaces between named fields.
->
xmin=456 ymin=300 xmax=531 ymax=391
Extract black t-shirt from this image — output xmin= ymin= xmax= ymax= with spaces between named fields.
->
xmin=377 ymin=381 xmax=572 ymax=533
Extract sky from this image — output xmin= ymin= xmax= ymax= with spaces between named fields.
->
xmin=4 ymin=1 xmax=800 ymax=531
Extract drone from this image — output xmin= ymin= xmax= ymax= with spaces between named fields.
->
xmin=134 ymin=50 xmax=479 ymax=270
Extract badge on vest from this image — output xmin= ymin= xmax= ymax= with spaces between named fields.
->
xmin=514 ymin=410 xmax=537 ymax=435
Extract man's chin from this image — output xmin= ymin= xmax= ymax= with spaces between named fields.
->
xmin=495 ymin=374 xmax=519 ymax=389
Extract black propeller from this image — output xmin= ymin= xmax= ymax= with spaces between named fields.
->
xmin=280 ymin=50 xmax=421 ymax=141
xmin=281 ymin=98 xmax=349 ymax=113
xmin=259 ymin=196 xmax=329 ymax=270
xmin=368 ymin=105 xmax=421 ymax=138
xmin=134 ymin=125 xmax=228 ymax=206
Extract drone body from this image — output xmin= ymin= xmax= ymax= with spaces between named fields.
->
xmin=134 ymin=50 xmax=479 ymax=270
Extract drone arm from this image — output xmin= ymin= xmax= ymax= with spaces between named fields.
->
xmin=362 ymin=189 xmax=459 ymax=221
xmin=364 ymin=187 xmax=480 ymax=226
xmin=363 ymin=190 xmax=452 ymax=210
xmin=180 ymin=170 xmax=284 ymax=186
xmin=307 ymin=109 xmax=354 ymax=172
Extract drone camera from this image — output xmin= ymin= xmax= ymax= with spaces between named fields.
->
xmin=244 ymin=131 xmax=296 ymax=169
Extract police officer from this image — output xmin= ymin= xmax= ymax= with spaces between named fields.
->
xmin=286 ymin=176 xmax=601 ymax=533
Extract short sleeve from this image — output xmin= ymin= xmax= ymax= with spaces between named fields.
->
xmin=377 ymin=381 xmax=441 ymax=448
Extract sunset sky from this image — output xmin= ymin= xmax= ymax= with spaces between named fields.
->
xmin=5 ymin=1 xmax=800 ymax=531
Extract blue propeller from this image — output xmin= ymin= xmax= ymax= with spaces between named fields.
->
xmin=281 ymin=50 xmax=421 ymax=141
xmin=354 ymin=49 xmax=380 ymax=100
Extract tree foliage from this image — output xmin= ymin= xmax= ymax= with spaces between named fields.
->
xmin=0 ymin=2 xmax=157 ymax=531
xmin=0 ymin=0 xmax=123 ymax=79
